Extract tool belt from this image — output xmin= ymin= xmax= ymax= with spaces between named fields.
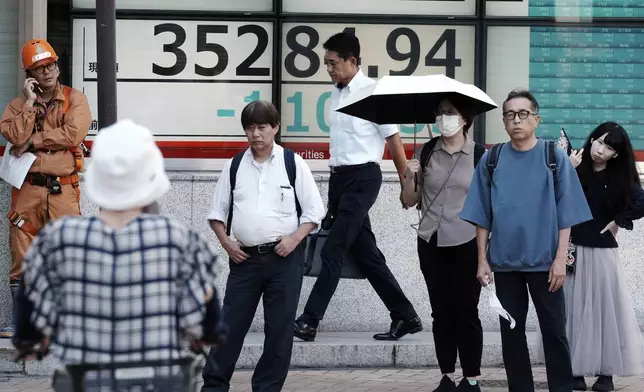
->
xmin=26 ymin=172 xmax=79 ymax=194
xmin=7 ymin=173 xmax=80 ymax=236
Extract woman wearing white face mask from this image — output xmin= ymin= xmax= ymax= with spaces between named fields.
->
xmin=402 ymin=97 xmax=486 ymax=392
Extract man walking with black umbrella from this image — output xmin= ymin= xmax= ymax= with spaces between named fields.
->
xmin=294 ymin=32 xmax=422 ymax=342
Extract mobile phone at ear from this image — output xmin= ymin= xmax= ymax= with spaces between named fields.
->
xmin=25 ymin=74 xmax=42 ymax=95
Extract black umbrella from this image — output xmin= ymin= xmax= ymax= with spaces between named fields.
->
xmin=335 ymin=74 xmax=498 ymax=125
xmin=335 ymin=74 xmax=498 ymax=190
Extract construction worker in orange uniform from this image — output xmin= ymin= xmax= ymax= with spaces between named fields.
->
xmin=0 ymin=39 xmax=91 ymax=338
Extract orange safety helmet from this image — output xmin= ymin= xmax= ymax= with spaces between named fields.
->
xmin=21 ymin=39 xmax=58 ymax=70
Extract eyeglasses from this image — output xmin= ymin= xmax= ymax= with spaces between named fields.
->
xmin=434 ymin=108 xmax=459 ymax=116
xmin=32 ymin=62 xmax=57 ymax=75
xmin=503 ymin=110 xmax=537 ymax=120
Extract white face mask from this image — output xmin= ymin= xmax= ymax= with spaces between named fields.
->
xmin=436 ymin=115 xmax=463 ymax=137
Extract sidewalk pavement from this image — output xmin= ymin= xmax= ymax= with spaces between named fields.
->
xmin=2 ymin=367 xmax=644 ymax=392
xmin=0 ymin=332 xmax=536 ymax=375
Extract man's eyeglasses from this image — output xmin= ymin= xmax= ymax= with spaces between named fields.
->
xmin=502 ymin=110 xmax=537 ymax=120
xmin=32 ymin=63 xmax=57 ymax=75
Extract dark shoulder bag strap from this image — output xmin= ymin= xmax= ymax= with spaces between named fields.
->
xmin=283 ymin=148 xmax=302 ymax=218
xmin=226 ymin=152 xmax=245 ymax=236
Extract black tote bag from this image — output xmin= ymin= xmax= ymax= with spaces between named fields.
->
xmin=303 ymin=216 xmax=366 ymax=280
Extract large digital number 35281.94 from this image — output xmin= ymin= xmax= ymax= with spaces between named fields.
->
xmin=284 ymin=25 xmax=461 ymax=79
xmin=152 ymin=23 xmax=269 ymax=77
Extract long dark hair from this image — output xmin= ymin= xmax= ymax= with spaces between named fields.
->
xmin=577 ymin=122 xmax=640 ymax=210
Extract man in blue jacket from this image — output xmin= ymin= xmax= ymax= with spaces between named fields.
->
xmin=460 ymin=89 xmax=592 ymax=392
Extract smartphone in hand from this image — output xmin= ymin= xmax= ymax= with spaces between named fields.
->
xmin=32 ymin=82 xmax=43 ymax=95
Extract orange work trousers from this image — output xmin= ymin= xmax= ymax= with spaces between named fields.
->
xmin=9 ymin=181 xmax=81 ymax=281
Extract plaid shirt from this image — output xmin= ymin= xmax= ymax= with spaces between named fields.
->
xmin=22 ymin=214 xmax=220 ymax=365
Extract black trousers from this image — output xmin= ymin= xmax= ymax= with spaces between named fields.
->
xmin=201 ymin=246 xmax=304 ymax=392
xmin=495 ymin=272 xmax=573 ymax=392
xmin=418 ymin=235 xmax=482 ymax=377
xmin=299 ymin=164 xmax=417 ymax=326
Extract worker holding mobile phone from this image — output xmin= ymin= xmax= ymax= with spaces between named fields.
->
xmin=0 ymin=39 xmax=92 ymax=339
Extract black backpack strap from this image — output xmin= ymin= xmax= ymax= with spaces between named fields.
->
xmin=545 ymin=140 xmax=559 ymax=195
xmin=487 ymin=143 xmax=503 ymax=181
xmin=283 ymin=148 xmax=302 ymax=219
xmin=474 ymin=143 xmax=485 ymax=167
xmin=485 ymin=143 xmax=504 ymax=226
xmin=225 ymin=151 xmax=245 ymax=236
xmin=420 ymin=136 xmax=440 ymax=174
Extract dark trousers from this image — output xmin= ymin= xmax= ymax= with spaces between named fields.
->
xmin=299 ymin=164 xmax=417 ymax=327
xmin=495 ymin=272 xmax=573 ymax=392
xmin=201 ymin=247 xmax=304 ymax=392
xmin=418 ymin=235 xmax=482 ymax=377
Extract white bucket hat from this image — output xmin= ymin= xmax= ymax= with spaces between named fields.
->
xmin=85 ymin=119 xmax=170 ymax=211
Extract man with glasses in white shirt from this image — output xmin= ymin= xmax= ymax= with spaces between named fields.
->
xmin=294 ymin=32 xmax=422 ymax=343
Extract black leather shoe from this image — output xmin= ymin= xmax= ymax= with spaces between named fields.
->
xmin=372 ymin=316 xmax=423 ymax=341
xmin=294 ymin=320 xmax=317 ymax=342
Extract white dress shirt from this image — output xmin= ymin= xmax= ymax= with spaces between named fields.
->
xmin=328 ymin=69 xmax=399 ymax=167
xmin=207 ymin=144 xmax=326 ymax=247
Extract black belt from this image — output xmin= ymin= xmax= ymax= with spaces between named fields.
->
xmin=329 ymin=162 xmax=378 ymax=174
xmin=241 ymin=241 xmax=279 ymax=256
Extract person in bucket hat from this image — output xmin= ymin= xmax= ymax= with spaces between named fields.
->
xmin=12 ymin=120 xmax=226 ymax=381
xmin=84 ymin=119 xmax=171 ymax=210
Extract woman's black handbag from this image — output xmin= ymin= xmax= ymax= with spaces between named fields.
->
xmin=303 ymin=216 xmax=366 ymax=280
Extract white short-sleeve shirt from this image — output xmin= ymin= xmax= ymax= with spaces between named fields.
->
xmin=207 ymin=144 xmax=326 ymax=247
xmin=327 ymin=69 xmax=399 ymax=167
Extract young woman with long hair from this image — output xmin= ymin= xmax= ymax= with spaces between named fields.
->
xmin=566 ymin=122 xmax=644 ymax=391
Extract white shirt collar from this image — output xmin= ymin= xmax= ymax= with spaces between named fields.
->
xmin=245 ymin=142 xmax=282 ymax=162
xmin=336 ymin=69 xmax=365 ymax=93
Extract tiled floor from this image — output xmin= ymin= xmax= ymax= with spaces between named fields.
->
xmin=1 ymin=367 xmax=643 ymax=391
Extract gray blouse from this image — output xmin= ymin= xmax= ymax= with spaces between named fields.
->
xmin=417 ymin=137 xmax=477 ymax=246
